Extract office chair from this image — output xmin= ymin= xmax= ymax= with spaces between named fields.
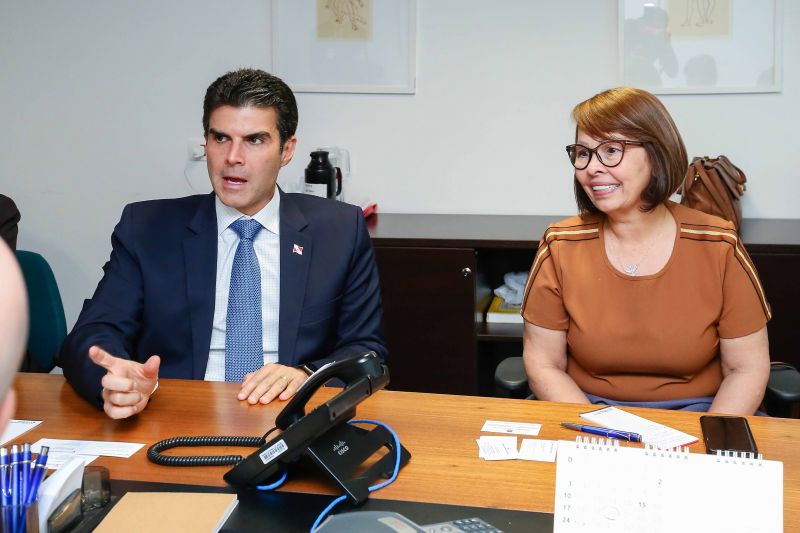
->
xmin=494 ymin=356 xmax=531 ymax=399
xmin=764 ymin=362 xmax=800 ymax=418
xmin=494 ymin=356 xmax=800 ymax=417
xmin=16 ymin=250 xmax=66 ymax=372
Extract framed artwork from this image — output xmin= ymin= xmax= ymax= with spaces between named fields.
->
xmin=271 ymin=0 xmax=417 ymax=94
xmin=619 ymin=0 xmax=782 ymax=94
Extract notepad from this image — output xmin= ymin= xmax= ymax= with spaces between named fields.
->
xmin=554 ymin=438 xmax=783 ymax=532
xmin=0 ymin=419 xmax=42 ymax=445
xmin=580 ymin=406 xmax=698 ymax=448
xmin=94 ymin=492 xmax=238 ymax=533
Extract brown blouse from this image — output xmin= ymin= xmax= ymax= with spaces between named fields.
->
xmin=522 ymin=202 xmax=770 ymax=401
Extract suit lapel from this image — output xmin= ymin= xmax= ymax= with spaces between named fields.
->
xmin=183 ymin=193 xmax=218 ymax=379
xmin=279 ymin=193 xmax=311 ymax=365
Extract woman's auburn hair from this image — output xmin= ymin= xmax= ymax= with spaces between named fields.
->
xmin=571 ymin=87 xmax=688 ymax=214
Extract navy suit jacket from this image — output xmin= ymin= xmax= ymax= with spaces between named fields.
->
xmin=59 ymin=192 xmax=386 ymax=406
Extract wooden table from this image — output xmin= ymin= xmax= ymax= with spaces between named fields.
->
xmin=11 ymin=373 xmax=800 ymax=528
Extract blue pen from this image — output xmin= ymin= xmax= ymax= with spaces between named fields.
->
xmin=25 ymin=447 xmax=49 ymax=506
xmin=0 ymin=448 xmax=8 ymax=506
xmin=19 ymin=444 xmax=30 ymax=508
xmin=9 ymin=446 xmax=19 ymax=507
xmin=561 ymin=422 xmax=643 ymax=442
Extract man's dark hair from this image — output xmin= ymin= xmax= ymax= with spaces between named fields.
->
xmin=203 ymin=68 xmax=298 ymax=148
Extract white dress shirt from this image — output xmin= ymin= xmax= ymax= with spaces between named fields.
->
xmin=204 ymin=191 xmax=281 ymax=381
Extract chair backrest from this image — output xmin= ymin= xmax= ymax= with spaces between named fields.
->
xmin=15 ymin=250 xmax=66 ymax=372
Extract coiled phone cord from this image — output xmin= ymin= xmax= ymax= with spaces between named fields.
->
xmin=147 ymin=427 xmax=281 ymax=467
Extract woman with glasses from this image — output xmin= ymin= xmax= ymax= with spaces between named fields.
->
xmin=521 ymin=87 xmax=770 ymax=415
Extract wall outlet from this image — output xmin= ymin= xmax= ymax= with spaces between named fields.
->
xmin=187 ymin=137 xmax=206 ymax=161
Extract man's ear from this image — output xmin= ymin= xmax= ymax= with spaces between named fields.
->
xmin=0 ymin=389 xmax=16 ymax=434
xmin=280 ymin=136 xmax=297 ymax=167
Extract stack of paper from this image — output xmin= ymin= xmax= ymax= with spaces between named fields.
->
xmin=476 ymin=436 xmax=558 ymax=462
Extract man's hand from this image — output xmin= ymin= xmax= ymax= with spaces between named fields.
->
xmin=238 ymin=364 xmax=308 ymax=405
xmin=88 ymin=346 xmax=160 ymax=419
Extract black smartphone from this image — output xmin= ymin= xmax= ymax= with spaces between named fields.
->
xmin=699 ymin=415 xmax=758 ymax=455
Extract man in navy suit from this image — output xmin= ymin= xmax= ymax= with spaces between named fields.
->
xmin=59 ymin=69 xmax=386 ymax=419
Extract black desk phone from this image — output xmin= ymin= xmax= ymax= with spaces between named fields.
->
xmin=148 ymin=352 xmax=411 ymax=504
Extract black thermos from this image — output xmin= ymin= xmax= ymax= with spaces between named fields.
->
xmin=304 ymin=151 xmax=340 ymax=199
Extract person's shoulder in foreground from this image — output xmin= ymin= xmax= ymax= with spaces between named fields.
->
xmin=0 ymin=240 xmax=28 ymax=430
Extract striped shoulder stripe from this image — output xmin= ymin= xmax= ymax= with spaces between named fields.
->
xmin=679 ymin=227 xmax=772 ymax=320
xmin=523 ymin=225 xmax=600 ymax=300
xmin=523 ymin=239 xmax=552 ymax=299
xmin=543 ymin=224 xmax=600 ymax=244
xmin=679 ymin=227 xmax=738 ymax=244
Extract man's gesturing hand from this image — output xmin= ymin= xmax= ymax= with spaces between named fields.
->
xmin=89 ymin=346 xmax=160 ymax=419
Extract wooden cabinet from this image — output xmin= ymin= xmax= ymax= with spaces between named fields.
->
xmin=749 ymin=252 xmax=800 ymax=365
xmin=741 ymin=218 xmax=800 ymax=369
xmin=369 ymin=214 xmax=800 ymax=396
xmin=368 ymin=214 xmax=554 ymax=395
xmin=373 ymin=247 xmax=477 ymax=394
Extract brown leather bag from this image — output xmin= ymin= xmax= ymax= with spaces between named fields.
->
xmin=680 ymin=155 xmax=747 ymax=231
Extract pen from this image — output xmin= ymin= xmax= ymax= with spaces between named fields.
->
xmin=25 ymin=446 xmax=49 ymax=506
xmin=561 ymin=422 xmax=642 ymax=442
xmin=0 ymin=448 xmax=8 ymax=506
xmin=9 ymin=446 xmax=19 ymax=507
xmin=19 ymin=444 xmax=30 ymax=507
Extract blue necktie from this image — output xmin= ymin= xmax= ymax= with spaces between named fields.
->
xmin=225 ymin=218 xmax=263 ymax=382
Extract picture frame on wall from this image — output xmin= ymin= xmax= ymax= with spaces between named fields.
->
xmin=271 ymin=0 xmax=417 ymax=94
xmin=619 ymin=0 xmax=782 ymax=94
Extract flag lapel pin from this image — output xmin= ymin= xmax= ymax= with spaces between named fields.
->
xmin=292 ymin=244 xmax=303 ymax=255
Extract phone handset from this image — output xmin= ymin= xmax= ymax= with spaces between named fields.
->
xmin=275 ymin=351 xmax=384 ymax=429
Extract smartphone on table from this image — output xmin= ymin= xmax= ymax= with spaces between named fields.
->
xmin=699 ymin=415 xmax=758 ymax=455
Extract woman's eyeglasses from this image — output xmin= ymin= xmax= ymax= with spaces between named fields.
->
xmin=565 ymin=140 xmax=645 ymax=170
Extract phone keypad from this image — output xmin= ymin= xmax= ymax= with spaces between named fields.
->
xmin=423 ymin=517 xmax=505 ymax=533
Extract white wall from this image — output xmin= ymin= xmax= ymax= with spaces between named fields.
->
xmin=1 ymin=0 xmax=798 ymax=327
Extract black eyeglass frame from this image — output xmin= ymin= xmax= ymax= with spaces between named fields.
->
xmin=565 ymin=140 xmax=646 ymax=170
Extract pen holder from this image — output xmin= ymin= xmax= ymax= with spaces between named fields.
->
xmin=1 ymin=501 xmax=39 ymax=533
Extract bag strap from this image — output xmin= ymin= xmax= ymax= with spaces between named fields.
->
xmin=715 ymin=155 xmax=747 ymax=185
xmin=680 ymin=161 xmax=697 ymax=195
xmin=710 ymin=157 xmax=746 ymax=198
xmin=693 ymin=160 xmax=733 ymax=214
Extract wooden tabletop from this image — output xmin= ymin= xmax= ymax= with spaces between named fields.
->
xmin=11 ymin=373 xmax=800 ymax=528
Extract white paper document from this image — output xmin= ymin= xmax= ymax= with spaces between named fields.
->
xmin=481 ymin=420 xmax=541 ymax=436
xmin=476 ymin=436 xmax=518 ymax=460
xmin=0 ymin=419 xmax=42 ymax=445
xmin=518 ymin=439 xmax=558 ymax=462
xmin=580 ymin=406 xmax=698 ymax=448
xmin=42 ymin=453 xmax=98 ymax=470
xmin=31 ymin=438 xmax=145 ymax=458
